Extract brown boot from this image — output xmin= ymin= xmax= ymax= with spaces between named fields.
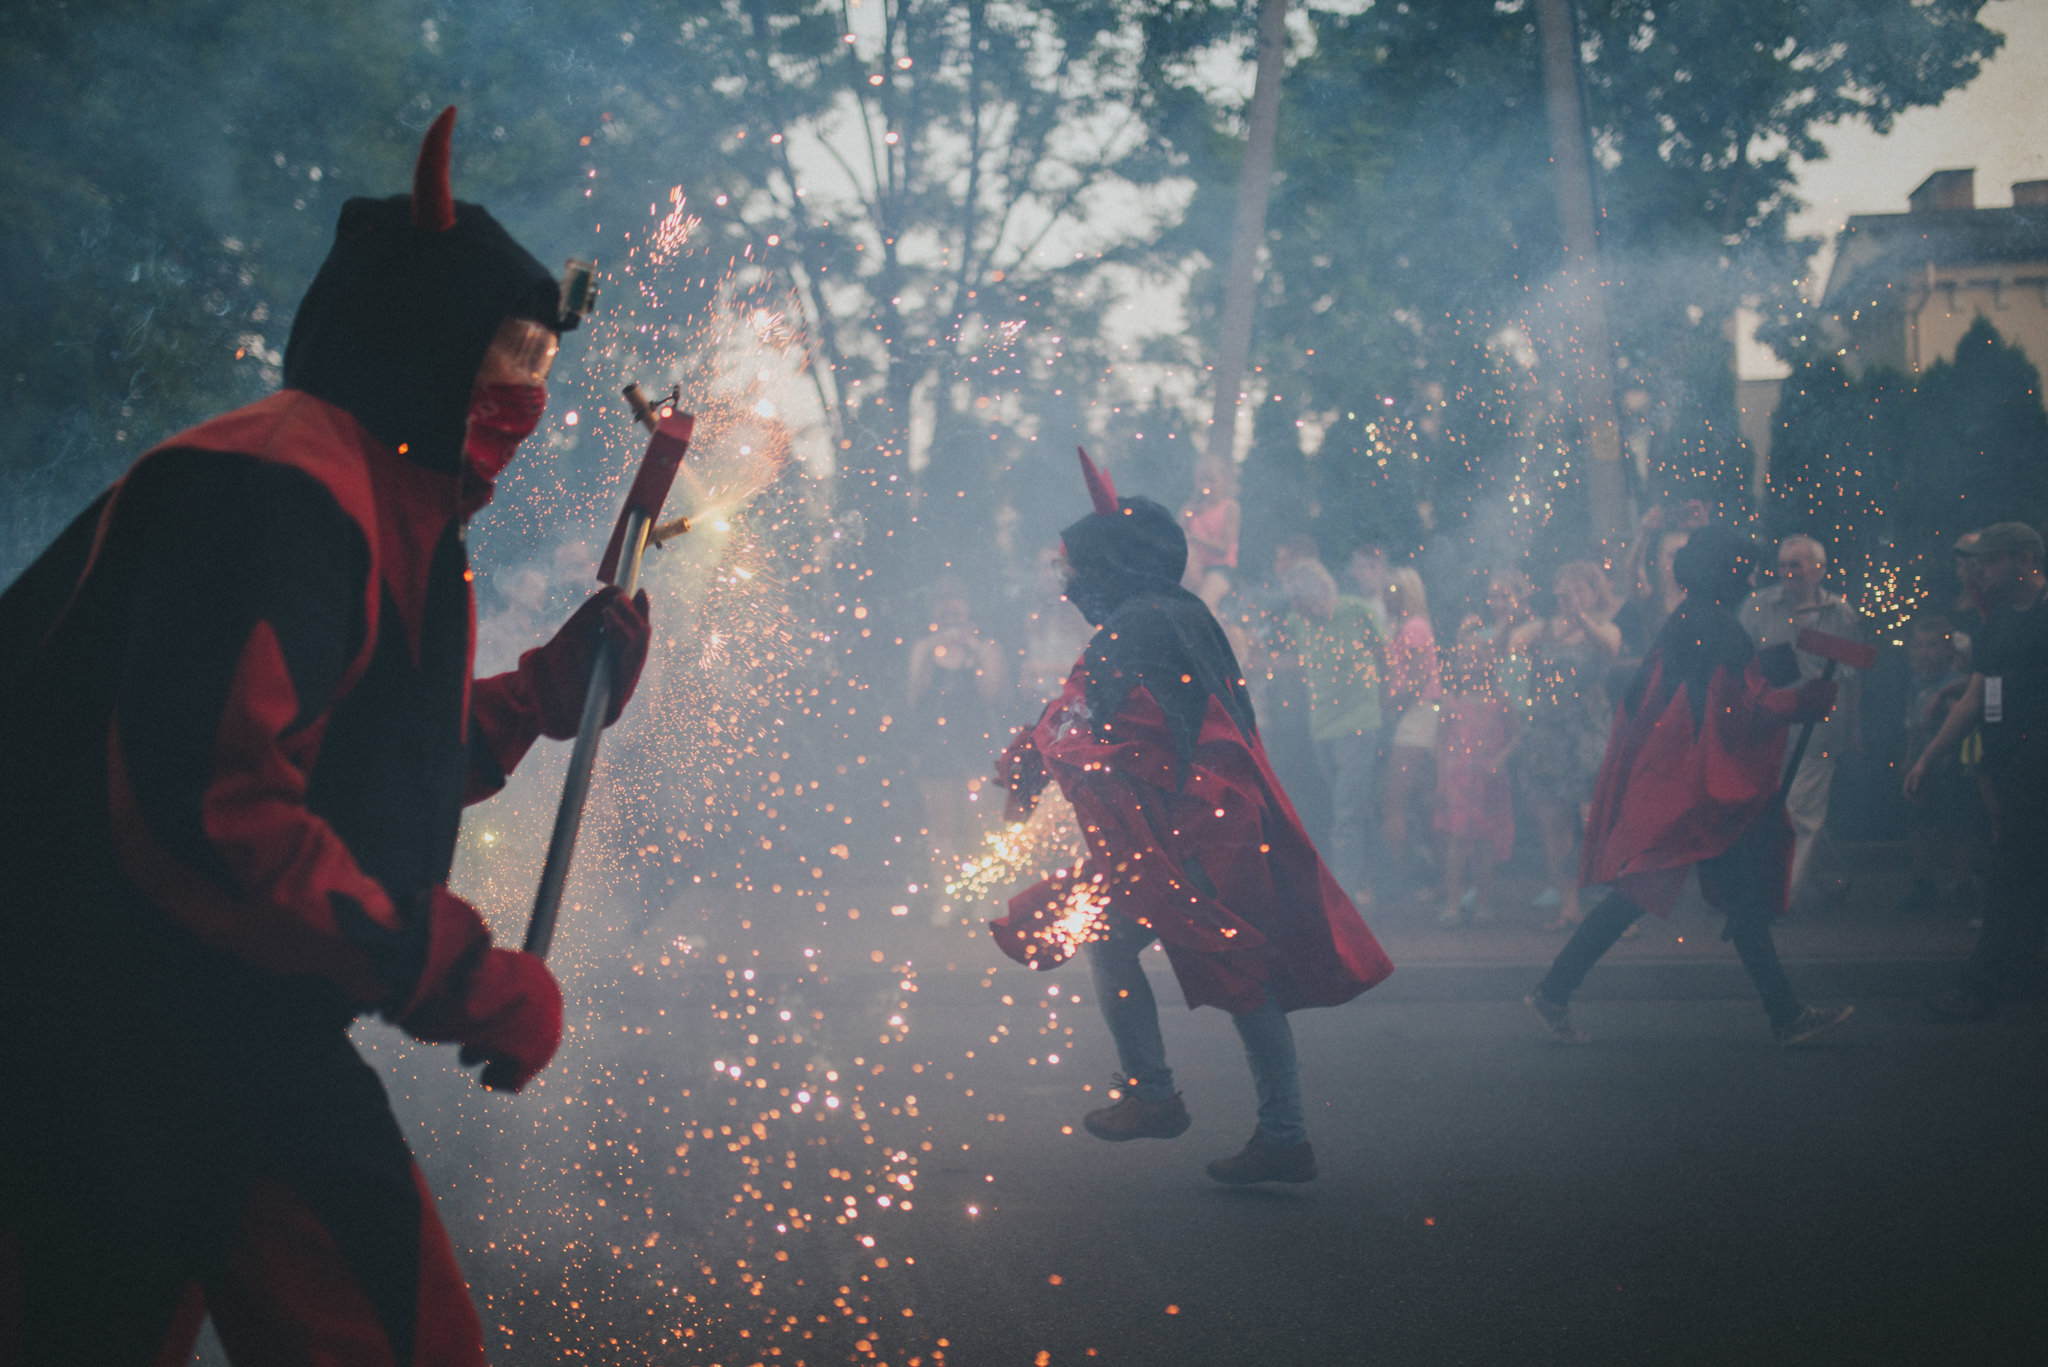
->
xmin=1205 ymin=1131 xmax=1316 ymax=1184
xmin=1082 ymin=1091 xmax=1192 ymax=1141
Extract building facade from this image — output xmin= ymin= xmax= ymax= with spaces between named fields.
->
xmin=1823 ymin=169 xmax=2048 ymax=380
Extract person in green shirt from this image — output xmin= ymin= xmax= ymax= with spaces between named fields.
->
xmin=1283 ymin=559 xmax=1387 ymax=904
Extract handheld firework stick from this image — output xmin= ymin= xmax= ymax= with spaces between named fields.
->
xmin=1777 ymin=626 xmax=1878 ymax=805
xmin=523 ymin=386 xmax=693 ymax=959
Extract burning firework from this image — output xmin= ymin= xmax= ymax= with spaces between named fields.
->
xmin=942 ymin=789 xmax=1087 ymax=906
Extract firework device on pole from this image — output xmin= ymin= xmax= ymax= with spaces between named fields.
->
xmin=1776 ymin=627 xmax=1877 ymax=806
xmin=523 ymin=385 xmax=693 ymax=959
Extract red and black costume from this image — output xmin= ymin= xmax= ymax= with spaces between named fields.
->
xmin=992 ymin=456 xmax=1390 ymax=1012
xmin=1531 ymin=527 xmax=1838 ymax=1038
xmin=0 ymin=110 xmax=644 ymax=1365
xmin=990 ymin=453 xmax=1388 ymax=1178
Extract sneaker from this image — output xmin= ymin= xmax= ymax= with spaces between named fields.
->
xmin=1775 ymin=1004 xmax=1855 ymax=1045
xmin=1206 ymin=1131 xmax=1317 ymax=1185
xmin=1525 ymin=991 xmax=1587 ymax=1044
xmin=1082 ymin=1091 xmax=1192 ymax=1142
xmin=1925 ymin=989 xmax=1997 ymax=1024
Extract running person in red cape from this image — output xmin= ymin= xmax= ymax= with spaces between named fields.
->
xmin=0 ymin=110 xmax=648 ymax=1365
xmin=1524 ymin=527 xmax=1853 ymax=1046
xmin=992 ymin=451 xmax=1393 ymax=1184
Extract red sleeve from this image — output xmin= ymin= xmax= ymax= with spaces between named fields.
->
xmin=100 ymin=452 xmax=452 ymax=1008
xmin=465 ymin=668 xmax=544 ymax=803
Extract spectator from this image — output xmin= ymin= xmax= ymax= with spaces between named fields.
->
xmin=1181 ymin=452 xmax=1242 ymax=610
xmin=1741 ymin=534 xmax=1862 ymax=909
xmin=907 ymin=579 xmax=1008 ymax=872
xmin=1435 ymin=576 xmax=1527 ymax=925
xmin=1616 ymin=519 xmax=1694 ymax=662
xmin=1253 ymin=533 xmax=1331 ymax=841
xmin=1282 ymin=558 xmax=1387 ymax=906
xmin=1380 ymin=566 xmax=1442 ymax=898
xmin=1274 ymin=532 xmax=1321 ymax=585
xmin=1900 ymin=614 xmax=1982 ymax=914
xmin=1348 ymin=544 xmax=1395 ymax=639
xmin=1906 ymin=522 xmax=2048 ymax=1020
xmin=1509 ymin=561 xmax=1621 ymax=930
xmin=1616 ymin=503 xmax=1709 ymax=637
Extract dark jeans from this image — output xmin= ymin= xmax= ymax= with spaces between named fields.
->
xmin=1962 ymin=776 xmax=2048 ymax=1005
xmin=1085 ymin=912 xmax=1307 ymax=1145
xmin=1537 ymin=888 xmax=1803 ymax=1031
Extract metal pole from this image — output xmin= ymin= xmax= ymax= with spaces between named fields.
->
xmin=522 ymin=508 xmax=651 ymax=959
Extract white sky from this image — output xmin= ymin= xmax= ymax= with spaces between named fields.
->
xmin=1789 ymin=0 xmax=2048 ymax=245
xmin=1728 ymin=0 xmax=2048 ymax=378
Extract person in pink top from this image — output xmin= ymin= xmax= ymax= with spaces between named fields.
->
xmin=1508 ymin=561 xmax=1622 ymax=930
xmin=1436 ymin=576 xmax=1529 ymax=924
xmin=1181 ymin=452 xmax=1241 ymax=609
xmin=1381 ymin=566 xmax=1442 ymax=898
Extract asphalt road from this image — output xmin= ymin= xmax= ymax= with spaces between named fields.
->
xmin=886 ymin=990 xmax=2048 ymax=1367
xmin=186 ymin=892 xmax=2046 ymax=1367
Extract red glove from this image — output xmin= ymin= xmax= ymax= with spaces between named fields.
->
xmin=519 ymin=586 xmax=652 ymax=738
xmin=396 ymin=889 xmax=563 ymax=1092
xmin=1789 ymin=676 xmax=1839 ymax=724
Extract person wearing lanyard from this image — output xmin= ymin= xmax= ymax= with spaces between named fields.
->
xmin=1906 ymin=522 xmax=2048 ymax=1020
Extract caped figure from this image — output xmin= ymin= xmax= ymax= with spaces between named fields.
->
xmin=992 ymin=450 xmax=1393 ymax=1184
xmin=1526 ymin=526 xmax=1854 ymax=1046
xmin=0 ymin=109 xmax=650 ymax=1365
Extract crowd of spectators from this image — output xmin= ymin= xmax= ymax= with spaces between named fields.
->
xmin=900 ymin=477 xmax=2044 ymax=1012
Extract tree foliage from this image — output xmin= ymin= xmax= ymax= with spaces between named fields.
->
xmin=0 ymin=0 xmax=1217 ymax=594
xmin=1151 ymin=0 xmax=2004 ymax=581
xmin=1768 ymin=316 xmax=2048 ymax=633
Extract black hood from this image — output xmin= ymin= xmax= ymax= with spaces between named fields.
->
xmin=1060 ymin=493 xmax=1253 ymax=781
xmin=1625 ymin=596 xmax=1757 ymax=734
xmin=283 ymin=194 xmax=562 ymax=475
xmin=1671 ymin=525 xmax=1760 ymax=609
xmin=1626 ymin=527 xmax=1762 ymax=733
xmin=1060 ymin=495 xmax=1187 ymax=627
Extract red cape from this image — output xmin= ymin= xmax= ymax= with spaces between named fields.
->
xmin=991 ymin=666 xmax=1392 ymax=1014
xmin=1580 ymin=652 xmax=1804 ymax=917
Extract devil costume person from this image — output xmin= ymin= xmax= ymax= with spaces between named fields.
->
xmin=992 ymin=452 xmax=1392 ymax=1184
xmin=1526 ymin=527 xmax=1852 ymax=1046
xmin=0 ymin=111 xmax=649 ymax=1364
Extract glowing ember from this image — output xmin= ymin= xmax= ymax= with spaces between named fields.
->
xmin=943 ymin=791 xmax=1087 ymax=905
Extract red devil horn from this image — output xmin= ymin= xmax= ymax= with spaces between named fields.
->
xmin=1078 ymin=446 xmax=1118 ymax=516
xmin=412 ymin=106 xmax=458 ymax=232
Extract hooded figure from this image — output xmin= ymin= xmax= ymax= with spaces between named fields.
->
xmin=0 ymin=109 xmax=647 ymax=1366
xmin=1526 ymin=526 xmax=1853 ymax=1047
xmin=991 ymin=450 xmax=1391 ymax=1186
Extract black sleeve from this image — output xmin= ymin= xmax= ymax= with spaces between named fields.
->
xmin=101 ymin=450 xmax=410 ymax=1002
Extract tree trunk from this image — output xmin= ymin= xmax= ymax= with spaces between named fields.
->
xmin=1535 ymin=0 xmax=1626 ymax=544
xmin=1205 ymin=0 xmax=1289 ymax=467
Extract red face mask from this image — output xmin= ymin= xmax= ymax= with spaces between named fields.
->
xmin=464 ymin=382 xmax=548 ymax=484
